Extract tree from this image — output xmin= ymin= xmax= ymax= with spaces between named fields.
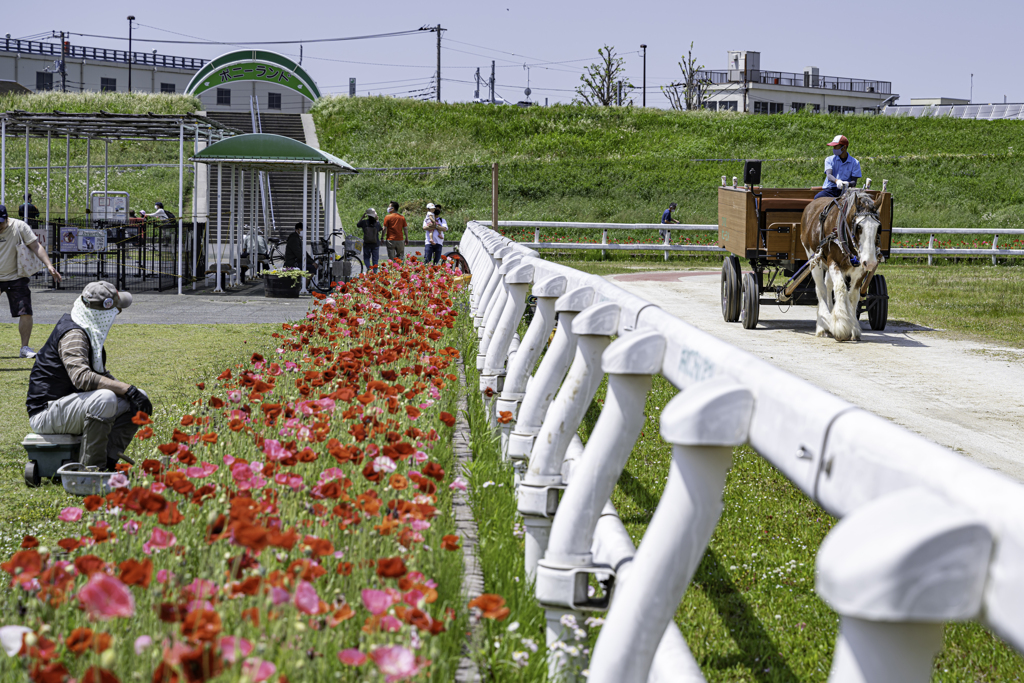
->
xmin=574 ymin=45 xmax=634 ymax=107
xmin=662 ymin=42 xmax=711 ymax=111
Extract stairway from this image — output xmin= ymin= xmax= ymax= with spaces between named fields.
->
xmin=205 ymin=111 xmax=325 ymax=242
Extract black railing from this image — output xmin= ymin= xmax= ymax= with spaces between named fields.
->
xmin=1 ymin=38 xmax=206 ymax=71
xmin=28 ymin=217 xmax=204 ymax=293
xmin=698 ymin=69 xmax=891 ymax=95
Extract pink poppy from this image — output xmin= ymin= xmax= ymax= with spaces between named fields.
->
xmin=156 ymin=569 xmax=174 ymax=584
xmin=319 ymin=468 xmax=345 ymax=482
xmin=361 ymin=589 xmax=392 ymax=616
xmin=108 ymin=472 xmax=129 ymax=489
xmin=242 ymin=658 xmax=276 ymax=682
xmin=370 ymin=645 xmax=423 ymax=682
xmin=380 ymin=615 xmax=403 ymax=632
xmin=218 ymin=636 xmax=253 ymax=663
xmin=410 ymin=519 xmax=430 ymax=531
xmin=403 ymin=589 xmax=425 ymax=608
xmin=270 ymin=587 xmax=290 ymax=605
xmin=78 ymin=573 xmax=135 ymax=619
xmin=448 ymin=476 xmax=467 ymax=491
xmin=59 ymin=506 xmax=83 ymax=522
xmin=150 ymin=481 xmax=166 ymax=494
xmin=185 ymin=578 xmax=217 ymax=600
xmin=134 ymin=635 xmax=153 ymax=655
xmin=122 ymin=520 xmax=139 ymax=535
xmin=185 ymin=462 xmax=219 ymax=479
xmin=227 ymin=390 xmax=243 ymax=403
xmin=294 ymin=580 xmax=320 ymax=615
xmin=142 ymin=527 xmax=176 ymax=555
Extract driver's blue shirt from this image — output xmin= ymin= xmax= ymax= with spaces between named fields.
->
xmin=823 ymin=153 xmax=861 ymax=189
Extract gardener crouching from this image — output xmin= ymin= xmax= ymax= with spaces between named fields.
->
xmin=25 ymin=281 xmax=152 ymax=471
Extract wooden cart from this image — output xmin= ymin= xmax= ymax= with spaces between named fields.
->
xmin=717 ymin=184 xmax=893 ymax=330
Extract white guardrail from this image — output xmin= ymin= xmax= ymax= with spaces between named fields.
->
xmin=459 ymin=220 xmax=1024 ymax=682
xmin=496 ymin=221 xmax=1024 ymax=265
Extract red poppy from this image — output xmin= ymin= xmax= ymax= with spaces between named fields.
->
xmin=439 ymin=412 xmax=456 ymax=428
xmin=376 ymin=557 xmax=408 ymax=578
xmin=421 ymin=462 xmax=445 ymax=482
xmin=65 ymin=627 xmax=94 ymax=655
xmin=441 ymin=535 xmax=461 ymax=551
xmin=468 ymin=594 xmax=510 ymax=620
xmin=118 ymin=558 xmax=153 ymax=588
xmin=135 ymin=427 xmax=154 ymax=439
xmin=497 ymin=411 xmax=513 ymax=424
xmin=181 ymin=608 xmax=223 ymax=643
xmin=131 ymin=411 xmax=152 ymax=426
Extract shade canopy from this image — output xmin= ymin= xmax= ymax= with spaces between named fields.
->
xmin=190 ymin=133 xmax=357 ymax=173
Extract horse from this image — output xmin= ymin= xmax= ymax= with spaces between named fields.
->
xmin=799 ymin=188 xmax=882 ymax=341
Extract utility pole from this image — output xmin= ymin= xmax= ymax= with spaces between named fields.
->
xmin=640 ymin=44 xmax=647 ymax=107
xmin=59 ymin=31 xmax=67 ymax=93
xmin=617 ymin=80 xmax=623 ymax=106
xmin=490 ymin=60 xmax=496 ymax=104
xmin=127 ymin=16 xmax=135 ymax=93
xmin=474 ymin=68 xmax=481 ymax=101
xmin=435 ymin=24 xmax=442 ymax=102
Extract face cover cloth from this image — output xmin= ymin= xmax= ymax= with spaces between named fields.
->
xmin=70 ymin=297 xmax=118 ymax=373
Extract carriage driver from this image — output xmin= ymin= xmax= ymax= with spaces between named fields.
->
xmin=814 ymin=135 xmax=861 ymax=199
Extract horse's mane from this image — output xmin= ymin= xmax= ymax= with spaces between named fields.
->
xmin=844 ymin=188 xmax=878 ymax=213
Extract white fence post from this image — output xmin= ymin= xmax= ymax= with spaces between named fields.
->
xmin=477 ymin=253 xmax=523 ymax=372
xmin=495 ymin=274 xmax=567 ymax=453
xmin=589 ymin=379 xmax=755 ymax=682
xmin=474 ymin=246 xmax=511 ymax=331
xmin=482 ymin=261 xmax=534 ymax=402
xmin=520 ymin=302 xmax=620 ymax=582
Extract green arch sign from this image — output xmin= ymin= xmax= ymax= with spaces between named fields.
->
xmin=185 ymin=50 xmax=321 ymax=101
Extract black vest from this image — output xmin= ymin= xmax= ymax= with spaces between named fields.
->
xmin=26 ymin=314 xmax=104 ymax=416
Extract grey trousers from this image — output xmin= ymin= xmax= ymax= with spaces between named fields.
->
xmin=385 ymin=240 xmax=405 ymax=260
xmin=28 ymin=390 xmax=139 ymax=469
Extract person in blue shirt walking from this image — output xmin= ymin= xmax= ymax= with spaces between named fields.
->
xmin=660 ymin=202 xmax=678 ymax=241
xmin=814 ymin=135 xmax=861 ymax=199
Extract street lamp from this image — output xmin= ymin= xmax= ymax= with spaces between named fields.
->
xmin=127 ymin=16 xmax=135 ymax=93
xmin=640 ymin=44 xmax=647 ymax=108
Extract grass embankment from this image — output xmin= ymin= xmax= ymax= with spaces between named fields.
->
xmin=0 ymin=92 xmax=201 ymax=220
xmin=311 ymin=96 xmax=1024 ymax=246
xmin=0 ymin=323 xmax=277 ymax=558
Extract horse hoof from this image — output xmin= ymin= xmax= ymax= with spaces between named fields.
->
xmin=815 ymin=329 xmax=832 ymax=338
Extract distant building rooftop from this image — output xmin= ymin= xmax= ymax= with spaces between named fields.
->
xmin=910 ymin=97 xmax=969 ymax=106
xmin=1 ymin=36 xmax=206 ymax=72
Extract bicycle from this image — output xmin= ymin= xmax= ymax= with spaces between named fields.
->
xmin=309 ymin=230 xmax=364 ymax=293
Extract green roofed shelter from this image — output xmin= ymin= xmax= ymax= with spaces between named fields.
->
xmin=190 ymin=134 xmax=356 ymax=294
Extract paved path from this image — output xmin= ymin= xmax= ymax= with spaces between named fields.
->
xmin=610 ymin=271 xmax=1024 ymax=484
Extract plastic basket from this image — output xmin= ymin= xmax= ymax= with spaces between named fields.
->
xmin=311 ymin=240 xmax=331 ymax=256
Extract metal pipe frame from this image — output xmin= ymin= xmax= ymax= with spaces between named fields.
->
xmin=459 ymin=219 xmax=1024 ymax=678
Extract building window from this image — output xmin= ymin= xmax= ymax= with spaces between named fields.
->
xmin=268 ymin=92 xmax=282 ymax=110
xmin=843 ymin=106 xmax=856 ymax=114
xmin=828 ymin=105 xmax=843 ymax=114
xmin=791 ymin=102 xmax=805 ymax=112
xmin=217 ymin=88 xmax=231 ymax=106
xmin=810 ymin=104 xmax=821 ymax=113
xmin=160 ymin=83 xmax=176 ymax=94
xmin=36 ymin=72 xmax=53 ymax=91
xmin=720 ymin=101 xmax=738 ymax=112
xmin=754 ymin=101 xmax=783 ymax=115
xmin=101 ymin=77 xmax=116 ymax=92
xmin=703 ymin=101 xmax=718 ymax=111
xmin=863 ymin=108 xmax=876 ymax=115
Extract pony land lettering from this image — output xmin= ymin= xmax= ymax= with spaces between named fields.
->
xmin=219 ymin=64 xmax=292 ymax=84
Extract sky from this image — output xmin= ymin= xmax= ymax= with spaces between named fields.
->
xmin=4 ymin=0 xmax=1022 ymax=107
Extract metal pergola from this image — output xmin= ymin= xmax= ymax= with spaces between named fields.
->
xmin=191 ymin=133 xmax=358 ymax=294
xmin=0 ymin=111 xmax=240 ymax=294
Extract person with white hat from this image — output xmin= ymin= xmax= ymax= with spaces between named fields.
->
xmin=26 ymin=281 xmax=151 ymax=471
xmin=815 ymin=134 xmax=861 ymax=199
xmin=423 ymin=203 xmax=446 ymax=265
xmin=357 ymin=208 xmax=383 ymax=272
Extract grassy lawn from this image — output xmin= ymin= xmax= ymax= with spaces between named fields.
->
xmin=0 ymin=322 xmax=277 ymax=559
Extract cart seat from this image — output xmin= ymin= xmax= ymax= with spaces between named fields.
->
xmin=759 ymin=198 xmax=813 ymax=211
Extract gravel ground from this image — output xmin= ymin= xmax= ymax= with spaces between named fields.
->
xmin=610 ymin=271 xmax=1024 ymax=484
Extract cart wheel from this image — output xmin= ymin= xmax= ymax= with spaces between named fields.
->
xmin=740 ymin=272 xmax=760 ymax=330
xmin=868 ymin=274 xmax=888 ymax=331
xmin=24 ymin=461 xmax=40 ymax=488
xmin=721 ymin=256 xmax=741 ymax=322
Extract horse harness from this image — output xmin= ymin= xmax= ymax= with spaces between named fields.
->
xmin=815 ymin=194 xmax=880 ymax=267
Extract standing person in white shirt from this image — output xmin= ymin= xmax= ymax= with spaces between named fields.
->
xmin=0 ymin=204 xmax=63 ymax=357
xmin=423 ymin=203 xmax=446 ymax=264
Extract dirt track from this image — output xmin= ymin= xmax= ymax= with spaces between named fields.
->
xmin=609 ymin=271 xmax=1024 ymax=483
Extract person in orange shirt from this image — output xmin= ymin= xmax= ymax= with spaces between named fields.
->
xmin=382 ymin=202 xmax=408 ymax=261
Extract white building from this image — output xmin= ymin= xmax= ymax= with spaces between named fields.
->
xmin=702 ymin=51 xmax=897 ymax=114
xmin=0 ymin=37 xmax=314 ymax=113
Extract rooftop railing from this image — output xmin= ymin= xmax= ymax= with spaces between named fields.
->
xmin=1 ymin=37 xmax=206 ymax=72
xmin=700 ymin=69 xmax=892 ymax=95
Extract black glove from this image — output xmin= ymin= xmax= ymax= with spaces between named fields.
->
xmin=125 ymin=385 xmax=153 ymax=416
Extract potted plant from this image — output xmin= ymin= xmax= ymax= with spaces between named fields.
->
xmin=263 ymin=268 xmax=309 ymax=298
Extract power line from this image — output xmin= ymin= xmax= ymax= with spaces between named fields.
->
xmin=62 ymin=26 xmax=426 ymax=45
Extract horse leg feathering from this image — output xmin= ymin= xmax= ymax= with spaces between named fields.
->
xmin=828 ymin=262 xmax=857 ymax=342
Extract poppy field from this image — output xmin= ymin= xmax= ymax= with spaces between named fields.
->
xmin=0 ymin=258 xmax=515 ymax=683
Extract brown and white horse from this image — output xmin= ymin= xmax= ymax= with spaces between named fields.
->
xmin=799 ymin=189 xmax=881 ymax=341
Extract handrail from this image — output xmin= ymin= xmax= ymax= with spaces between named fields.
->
xmin=492 ymin=220 xmax=1024 ymax=261
xmin=460 ymin=220 xmax=1024 ymax=681
xmin=0 ymin=37 xmax=206 ymax=71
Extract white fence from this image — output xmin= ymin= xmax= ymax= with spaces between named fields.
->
xmin=496 ymin=220 xmax=1024 ymax=264
xmin=460 ymin=220 xmax=1024 ymax=682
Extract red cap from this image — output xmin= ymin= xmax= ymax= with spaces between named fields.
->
xmin=827 ymin=135 xmax=849 ymax=147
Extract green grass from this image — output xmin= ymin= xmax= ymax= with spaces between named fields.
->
xmin=311 ymin=97 xmax=1024 ymax=240
xmin=0 ymin=321 xmax=277 ymax=558
xmin=0 ymin=92 xmax=201 ymax=222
